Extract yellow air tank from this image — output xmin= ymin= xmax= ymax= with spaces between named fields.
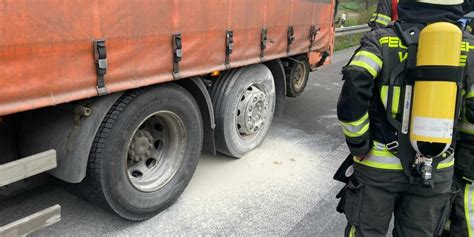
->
xmin=410 ymin=22 xmax=462 ymax=158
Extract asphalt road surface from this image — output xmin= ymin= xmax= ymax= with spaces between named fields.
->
xmin=0 ymin=47 xmax=358 ymax=236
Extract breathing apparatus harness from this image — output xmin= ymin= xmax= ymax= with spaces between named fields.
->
xmin=380 ymin=21 xmax=465 ymax=187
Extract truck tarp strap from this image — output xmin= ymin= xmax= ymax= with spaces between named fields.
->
xmin=287 ymin=26 xmax=295 ymax=54
xmin=172 ymin=33 xmax=182 ymax=80
xmin=260 ymin=28 xmax=268 ymax=61
xmin=225 ymin=30 xmax=234 ymax=67
xmin=93 ymin=39 xmax=109 ymax=96
xmin=406 ymin=67 xmax=464 ymax=84
xmin=309 ymin=25 xmax=320 ymax=52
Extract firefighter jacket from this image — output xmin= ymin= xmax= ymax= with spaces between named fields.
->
xmin=337 ymin=25 xmax=474 ymax=171
xmin=456 ymin=36 xmax=474 ymax=181
xmin=369 ymin=0 xmax=398 ymax=29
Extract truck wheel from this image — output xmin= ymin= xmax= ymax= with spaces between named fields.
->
xmin=211 ymin=64 xmax=276 ymax=158
xmin=286 ymin=55 xmax=310 ymax=97
xmin=81 ymin=84 xmax=203 ymax=221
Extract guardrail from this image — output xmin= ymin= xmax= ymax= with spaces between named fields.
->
xmin=335 ymin=24 xmax=370 ymax=37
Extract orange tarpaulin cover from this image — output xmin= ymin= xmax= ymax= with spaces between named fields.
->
xmin=0 ymin=0 xmax=335 ymax=116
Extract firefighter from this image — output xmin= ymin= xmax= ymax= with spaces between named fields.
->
xmin=444 ymin=2 xmax=474 ymax=236
xmin=464 ymin=0 xmax=474 ymax=32
xmin=369 ymin=0 xmax=398 ymax=29
xmin=337 ymin=0 xmax=472 ymax=236
xmin=446 ymin=93 xmax=474 ymax=235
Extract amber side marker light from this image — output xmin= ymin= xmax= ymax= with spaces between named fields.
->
xmin=210 ymin=71 xmax=220 ymax=77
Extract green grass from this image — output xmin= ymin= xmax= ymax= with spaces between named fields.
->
xmin=336 ymin=1 xmax=376 ymax=26
xmin=334 ymin=1 xmax=376 ymax=51
xmin=339 ymin=2 xmax=365 ymax=11
xmin=334 ymin=33 xmax=364 ymax=51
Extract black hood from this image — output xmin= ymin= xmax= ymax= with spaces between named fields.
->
xmin=398 ymin=1 xmax=464 ymax=24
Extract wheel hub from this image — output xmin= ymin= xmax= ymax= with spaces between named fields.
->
xmin=126 ymin=112 xmax=187 ymax=192
xmin=292 ymin=63 xmax=306 ymax=90
xmin=129 ymin=130 xmax=154 ymax=162
xmin=236 ymin=85 xmax=269 ymax=136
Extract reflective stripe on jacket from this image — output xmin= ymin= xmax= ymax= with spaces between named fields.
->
xmin=369 ymin=0 xmax=398 ymax=30
xmin=353 ymin=141 xmax=454 ymax=170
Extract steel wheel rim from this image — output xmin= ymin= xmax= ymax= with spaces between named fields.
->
xmin=235 ymin=83 xmax=271 ymax=140
xmin=126 ymin=111 xmax=186 ymax=192
xmin=292 ymin=63 xmax=306 ymax=91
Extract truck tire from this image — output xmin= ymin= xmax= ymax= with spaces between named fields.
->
xmin=80 ymin=84 xmax=203 ymax=221
xmin=286 ymin=55 xmax=310 ymax=97
xmin=211 ymin=64 xmax=276 ymax=158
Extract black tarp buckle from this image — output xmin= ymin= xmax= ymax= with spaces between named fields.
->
xmin=173 ymin=33 xmax=182 ymax=79
xmin=287 ymin=26 xmax=295 ymax=53
xmin=260 ymin=28 xmax=268 ymax=60
xmin=310 ymin=25 xmax=320 ymax=52
xmin=93 ymin=39 xmax=109 ymax=96
xmin=225 ymin=30 xmax=234 ymax=67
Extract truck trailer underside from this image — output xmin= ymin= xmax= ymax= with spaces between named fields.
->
xmin=0 ymin=0 xmax=335 ymax=226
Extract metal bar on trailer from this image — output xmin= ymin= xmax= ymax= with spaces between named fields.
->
xmin=0 ymin=150 xmax=57 ymax=187
xmin=0 ymin=205 xmax=61 ymax=237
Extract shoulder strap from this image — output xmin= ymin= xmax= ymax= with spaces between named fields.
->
xmin=385 ymin=22 xmax=424 ymax=182
xmin=386 ymin=22 xmax=421 ymax=131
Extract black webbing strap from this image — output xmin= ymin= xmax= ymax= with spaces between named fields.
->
xmin=93 ymin=39 xmax=109 ymax=96
xmin=386 ymin=22 xmax=423 ymax=182
xmin=172 ymin=33 xmax=182 ymax=80
xmin=260 ymin=28 xmax=268 ymax=61
xmin=309 ymin=25 xmax=319 ymax=52
xmin=386 ymin=22 xmax=420 ymax=133
xmin=225 ymin=30 xmax=233 ymax=68
xmin=406 ymin=67 xmax=464 ymax=83
xmin=287 ymin=26 xmax=295 ymax=54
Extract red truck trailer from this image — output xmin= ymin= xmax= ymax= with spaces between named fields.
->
xmin=0 ymin=0 xmax=335 ymax=232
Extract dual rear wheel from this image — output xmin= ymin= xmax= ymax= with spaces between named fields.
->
xmin=286 ymin=55 xmax=310 ymax=97
xmin=211 ymin=64 xmax=276 ymax=158
xmin=81 ymin=64 xmax=277 ymax=220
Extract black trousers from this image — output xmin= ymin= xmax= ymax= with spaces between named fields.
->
xmin=343 ymin=164 xmax=454 ymax=237
xmin=445 ymin=176 xmax=474 ymax=237
xmin=443 ymin=141 xmax=474 ymax=237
